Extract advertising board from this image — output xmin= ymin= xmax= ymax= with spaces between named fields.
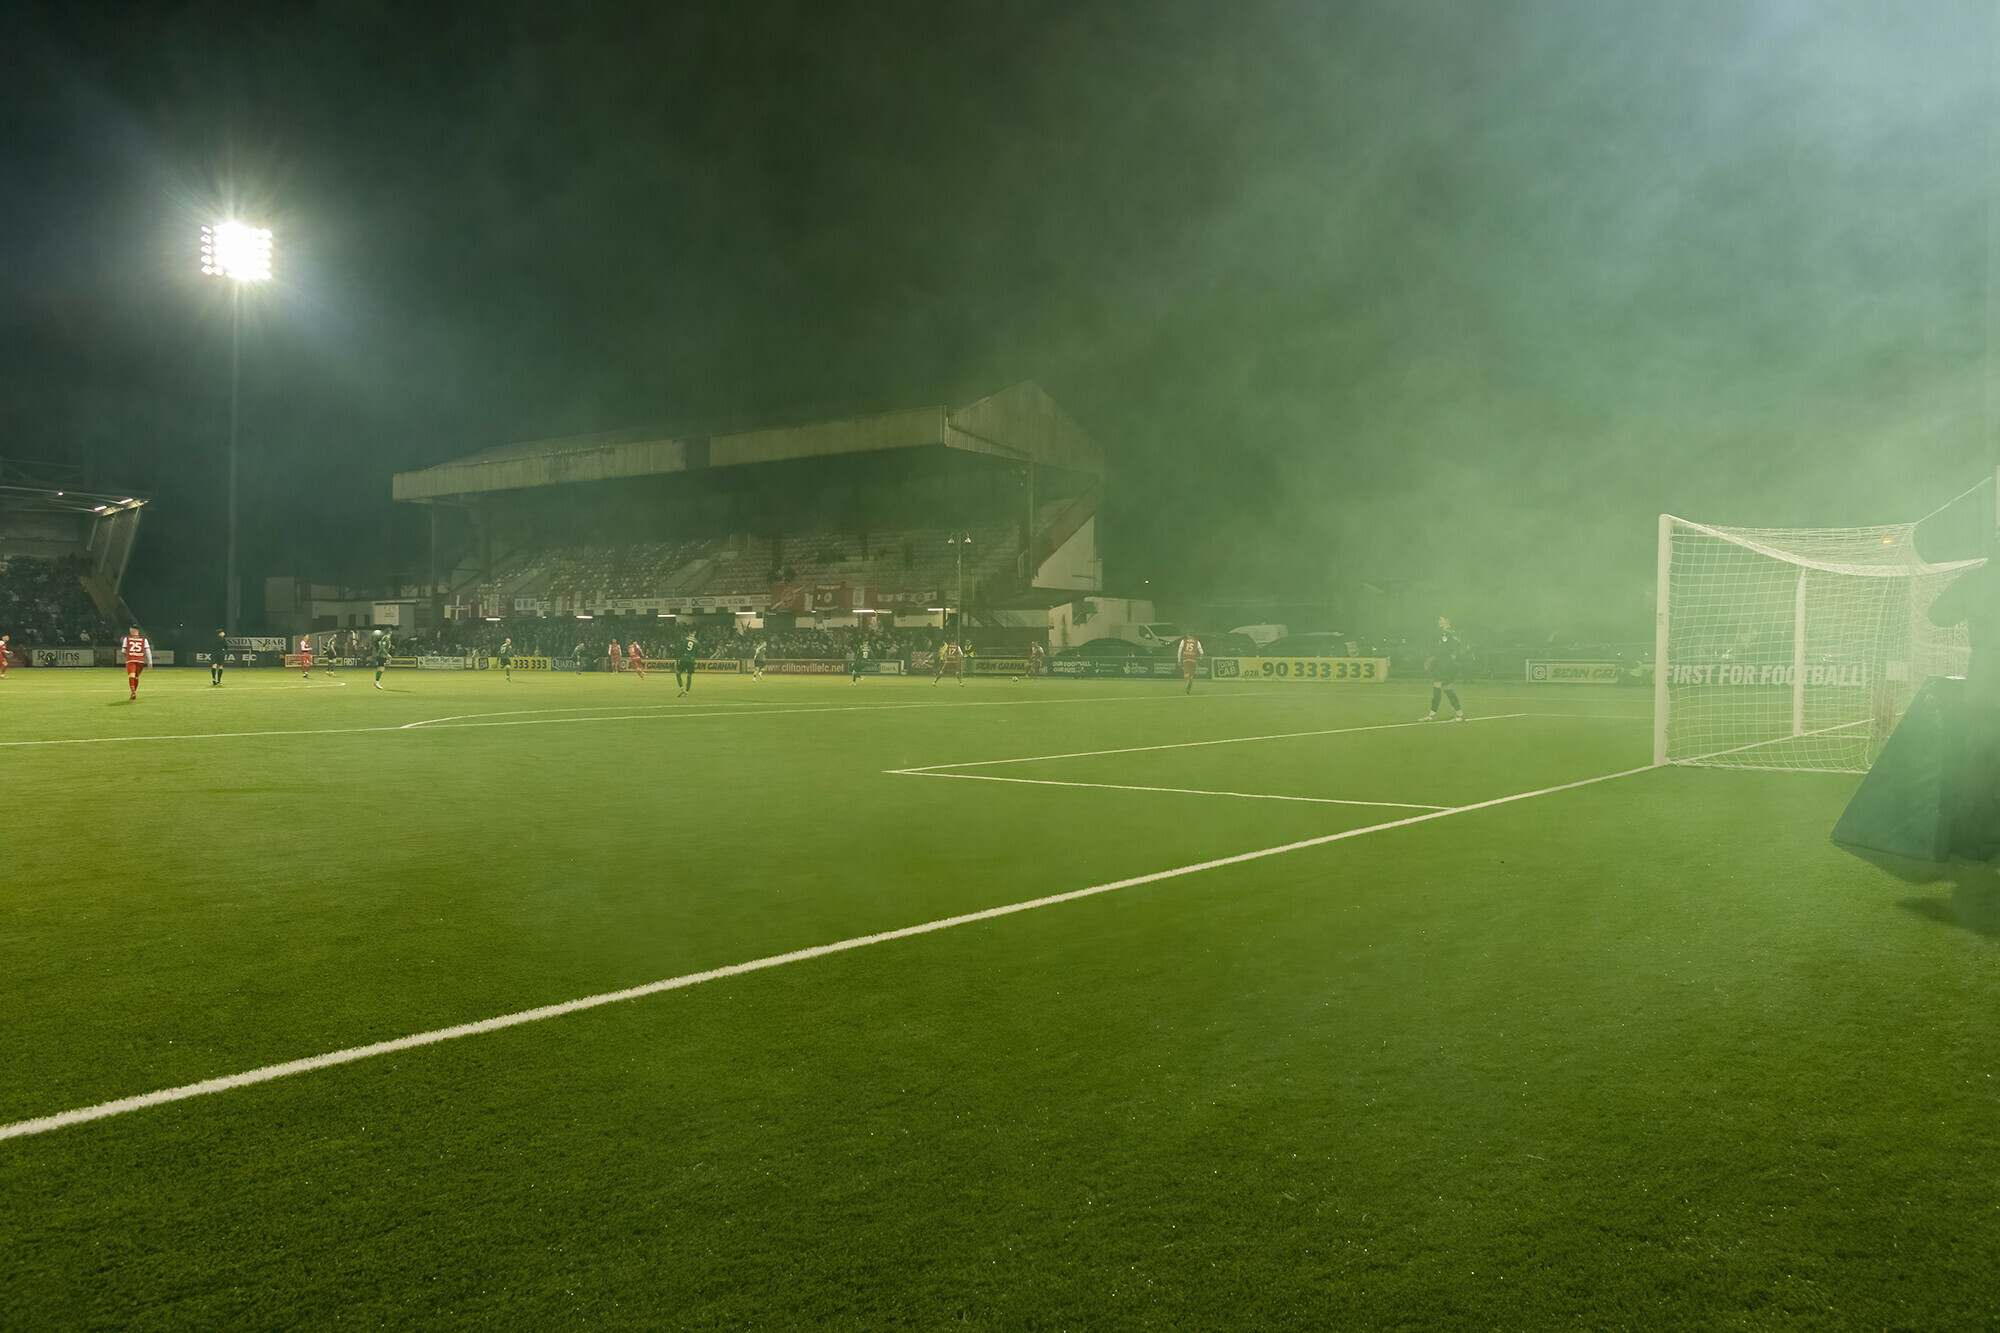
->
xmin=1041 ymin=657 xmax=1205 ymax=679
xmin=1662 ymin=662 xmax=1867 ymax=688
xmin=1526 ymin=660 xmax=1621 ymax=684
xmin=1233 ymin=657 xmax=1389 ymax=682
xmin=29 ymin=648 xmax=92 ymax=668
xmin=628 ymin=657 xmax=746 ymax=673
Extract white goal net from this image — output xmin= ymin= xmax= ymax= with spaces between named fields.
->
xmin=1655 ymin=515 xmax=1980 ymax=772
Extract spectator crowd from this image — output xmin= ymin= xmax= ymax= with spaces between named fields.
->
xmin=0 ymin=556 xmax=122 ymax=647
xmin=402 ymin=620 xmax=951 ymax=665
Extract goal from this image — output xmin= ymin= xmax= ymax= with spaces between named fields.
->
xmin=1654 ymin=515 xmax=1979 ymax=772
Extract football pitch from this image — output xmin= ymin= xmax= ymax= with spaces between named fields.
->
xmin=3 ymin=668 xmax=1996 ymax=1328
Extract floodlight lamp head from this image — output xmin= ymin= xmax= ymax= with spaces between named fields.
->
xmin=200 ymin=222 xmax=274 ymax=281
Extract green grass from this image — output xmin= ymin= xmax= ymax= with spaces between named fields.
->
xmin=2 ymin=666 xmax=1996 ymax=1329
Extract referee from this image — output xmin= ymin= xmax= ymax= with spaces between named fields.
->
xmin=1423 ymin=615 xmax=1465 ymax=721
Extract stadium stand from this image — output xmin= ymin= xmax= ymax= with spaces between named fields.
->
xmin=0 ymin=463 xmax=147 ymax=646
xmin=394 ymin=383 xmax=1107 ymax=643
xmin=0 ymin=554 xmax=124 ymax=644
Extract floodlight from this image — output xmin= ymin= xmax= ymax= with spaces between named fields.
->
xmin=200 ymin=222 xmax=273 ymax=281
xmin=200 ymin=222 xmax=274 ymax=633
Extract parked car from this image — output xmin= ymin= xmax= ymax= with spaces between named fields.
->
xmin=1205 ymin=631 xmax=1261 ymax=658
xmin=1258 ymin=633 xmax=1356 ymax=657
xmin=1229 ymin=623 xmax=1289 ymax=646
xmin=1129 ymin=623 xmax=1183 ymax=650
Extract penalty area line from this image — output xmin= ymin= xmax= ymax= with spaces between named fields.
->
xmin=0 ymin=759 xmax=1654 ymax=1143
xmin=889 ymin=713 xmax=1529 ymax=773
xmin=900 ymin=770 xmax=1448 ymax=810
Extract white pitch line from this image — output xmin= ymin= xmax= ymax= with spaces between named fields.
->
xmin=888 ymin=713 xmax=1528 ymax=773
xmin=1673 ymin=717 xmax=1867 ymax=764
xmin=110 ymin=680 xmax=350 ymax=692
xmin=400 ymin=702 xmax=775 ymax=728
xmin=404 ymin=698 xmax=780 ymax=727
xmin=0 ymin=760 xmax=1654 ymax=1143
xmin=899 ymin=770 xmax=1448 ymax=809
xmin=0 ymin=691 xmax=1267 ymax=748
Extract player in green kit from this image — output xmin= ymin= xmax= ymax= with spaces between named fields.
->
xmin=498 ymin=636 xmax=514 ymax=680
xmin=675 ymin=630 xmax=699 ymax=696
xmin=373 ymin=630 xmax=392 ymax=689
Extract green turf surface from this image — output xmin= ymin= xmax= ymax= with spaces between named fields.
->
xmin=3 ymin=666 xmax=1996 ymax=1328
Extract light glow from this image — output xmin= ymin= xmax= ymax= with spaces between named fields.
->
xmin=201 ymin=222 xmax=274 ymax=281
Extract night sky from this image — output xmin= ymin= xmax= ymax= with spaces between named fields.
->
xmin=3 ymin=1 xmax=1995 ymax=638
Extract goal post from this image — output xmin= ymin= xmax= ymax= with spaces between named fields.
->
xmin=1655 ymin=514 xmax=1980 ymax=773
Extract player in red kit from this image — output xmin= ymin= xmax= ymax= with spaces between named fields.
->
xmin=1176 ymin=632 xmax=1202 ymax=695
xmin=628 ymin=640 xmax=645 ymax=677
xmin=608 ymin=638 xmax=623 ymax=673
xmin=122 ymin=625 xmax=152 ymax=700
xmin=298 ymin=634 xmax=313 ymax=678
xmin=0 ymin=633 xmax=10 ymax=679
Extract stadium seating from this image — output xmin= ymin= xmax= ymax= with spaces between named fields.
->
xmin=465 ymin=524 xmax=1025 ymax=616
xmin=0 ymin=554 xmax=123 ymax=644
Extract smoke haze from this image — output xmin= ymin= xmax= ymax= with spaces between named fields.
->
xmin=2 ymin=0 xmax=1993 ymax=638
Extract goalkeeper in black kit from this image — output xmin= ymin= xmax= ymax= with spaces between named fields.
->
xmin=1422 ymin=616 xmax=1465 ymax=721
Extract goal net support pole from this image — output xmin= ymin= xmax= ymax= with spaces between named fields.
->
xmin=1792 ymin=569 xmax=1808 ymax=739
xmin=1653 ymin=513 xmax=1670 ymax=766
